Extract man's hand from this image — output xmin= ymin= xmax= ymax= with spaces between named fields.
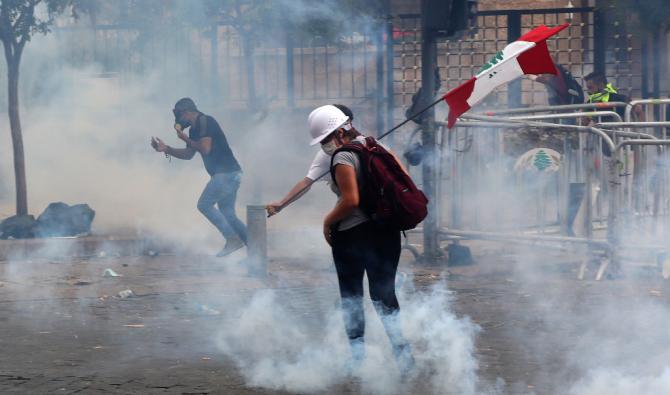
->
xmin=323 ymin=222 xmax=333 ymax=246
xmin=175 ymin=125 xmax=189 ymax=143
xmin=151 ymin=137 xmax=168 ymax=153
xmin=265 ymin=202 xmax=283 ymax=217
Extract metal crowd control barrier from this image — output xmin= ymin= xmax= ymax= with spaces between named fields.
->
xmin=601 ymin=138 xmax=670 ymax=279
xmin=625 ymin=99 xmax=670 ymax=127
xmin=430 ymin=113 xmax=670 ymax=279
xmin=436 ymin=116 xmax=611 ymax=245
xmin=508 ymin=111 xmax=622 ymax=124
xmin=593 ymin=122 xmax=670 ymax=220
xmin=508 ymin=111 xmax=624 ymax=227
xmin=479 ymin=102 xmax=629 ymax=117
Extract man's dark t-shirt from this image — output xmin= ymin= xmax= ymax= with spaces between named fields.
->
xmin=546 ymin=64 xmax=584 ymax=106
xmin=189 ymin=113 xmax=242 ymax=176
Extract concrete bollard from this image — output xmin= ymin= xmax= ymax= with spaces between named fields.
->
xmin=246 ymin=205 xmax=267 ymax=278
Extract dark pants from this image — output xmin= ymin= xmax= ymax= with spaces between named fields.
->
xmin=331 ymin=221 xmax=407 ymax=354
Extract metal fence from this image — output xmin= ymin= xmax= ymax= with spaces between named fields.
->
xmin=1 ymin=6 xmax=645 ymax=129
xmin=427 ymin=104 xmax=670 ymax=279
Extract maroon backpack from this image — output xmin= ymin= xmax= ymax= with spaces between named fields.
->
xmin=330 ymin=137 xmax=428 ymax=231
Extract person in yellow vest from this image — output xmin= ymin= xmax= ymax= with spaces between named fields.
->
xmin=584 ymin=71 xmax=644 ymax=122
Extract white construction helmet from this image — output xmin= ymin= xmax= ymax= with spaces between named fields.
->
xmin=308 ymin=105 xmax=349 ymax=146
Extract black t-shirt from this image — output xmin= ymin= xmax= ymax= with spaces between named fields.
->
xmin=546 ymin=65 xmax=584 ymax=106
xmin=189 ymin=113 xmax=242 ymax=176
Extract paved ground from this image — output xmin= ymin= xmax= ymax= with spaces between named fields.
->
xmin=1 ymin=238 xmax=670 ymax=394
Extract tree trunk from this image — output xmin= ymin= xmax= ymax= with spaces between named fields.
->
xmin=7 ymin=56 xmax=28 ymax=216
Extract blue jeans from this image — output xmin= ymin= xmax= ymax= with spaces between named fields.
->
xmin=197 ymin=172 xmax=248 ymax=243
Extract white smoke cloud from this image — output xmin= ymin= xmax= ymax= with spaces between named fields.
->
xmin=214 ymin=281 xmax=483 ymax=395
xmin=569 ymin=368 xmax=670 ymax=395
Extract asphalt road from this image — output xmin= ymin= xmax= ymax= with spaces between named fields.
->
xmin=1 ymin=246 xmax=669 ymax=394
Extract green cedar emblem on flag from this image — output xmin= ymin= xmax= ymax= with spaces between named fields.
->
xmin=479 ymin=51 xmax=504 ymax=74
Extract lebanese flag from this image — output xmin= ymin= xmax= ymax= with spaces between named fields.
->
xmin=443 ymin=23 xmax=569 ymax=128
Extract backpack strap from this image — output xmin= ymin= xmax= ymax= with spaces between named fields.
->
xmin=329 ymin=142 xmax=366 ymax=187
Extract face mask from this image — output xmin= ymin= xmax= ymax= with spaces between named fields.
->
xmin=175 ymin=119 xmax=191 ymax=129
xmin=321 ymin=139 xmax=338 ymax=156
xmin=173 ymin=109 xmax=191 ymax=129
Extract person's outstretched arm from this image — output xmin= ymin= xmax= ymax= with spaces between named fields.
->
xmin=266 ymin=177 xmax=315 ymax=217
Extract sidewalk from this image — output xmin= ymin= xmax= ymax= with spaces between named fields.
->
xmin=0 ymin=234 xmax=155 ymax=262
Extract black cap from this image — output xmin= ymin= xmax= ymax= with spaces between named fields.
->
xmin=174 ymin=97 xmax=198 ymax=112
xmin=332 ymin=103 xmax=353 ymax=121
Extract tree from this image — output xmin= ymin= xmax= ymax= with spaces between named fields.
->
xmin=0 ymin=0 xmax=74 ymax=216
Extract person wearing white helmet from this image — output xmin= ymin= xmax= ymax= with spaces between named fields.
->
xmin=308 ymin=104 xmax=414 ymax=375
xmin=265 ymin=104 xmax=354 ymax=217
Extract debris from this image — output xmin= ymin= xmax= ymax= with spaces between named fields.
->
xmin=93 ymin=346 xmax=104 ymax=349
xmin=146 ymin=250 xmax=158 ymax=257
xmin=447 ymin=243 xmax=474 ymax=266
xmin=196 ymin=304 xmax=221 ymax=315
xmin=102 ymin=268 xmax=121 ymax=277
xmin=403 ymin=142 xmax=424 ymax=166
xmin=73 ymin=281 xmax=92 ymax=286
xmin=201 ymin=357 xmax=211 ymax=361
xmin=118 ymin=289 xmax=135 ymax=299
xmin=649 ymin=289 xmax=662 ymax=297
xmin=123 ymin=324 xmax=144 ymax=328
xmin=98 ymin=251 xmax=107 ymax=258
xmin=34 ymin=202 xmax=95 ymax=237
xmin=122 ymin=263 xmax=129 ymax=267
xmin=0 ymin=214 xmax=36 ymax=239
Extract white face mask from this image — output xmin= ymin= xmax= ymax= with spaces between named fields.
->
xmin=321 ymin=139 xmax=338 ymax=156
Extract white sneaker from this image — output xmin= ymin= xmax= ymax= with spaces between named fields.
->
xmin=216 ymin=237 xmax=245 ymax=257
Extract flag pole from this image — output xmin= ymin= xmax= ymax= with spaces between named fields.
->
xmin=378 ymin=95 xmax=445 ymax=140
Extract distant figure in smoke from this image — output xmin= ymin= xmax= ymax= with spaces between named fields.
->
xmin=584 ymin=71 xmax=645 ymax=123
xmin=584 ymin=71 xmax=644 ymax=154
xmin=265 ymin=104 xmax=354 ymax=217
xmin=151 ymin=98 xmax=248 ymax=257
xmin=308 ymin=104 xmax=415 ymax=375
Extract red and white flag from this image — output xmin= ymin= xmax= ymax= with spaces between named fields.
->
xmin=443 ymin=23 xmax=569 ymax=128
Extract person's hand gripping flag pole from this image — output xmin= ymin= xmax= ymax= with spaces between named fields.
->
xmin=443 ymin=23 xmax=570 ymax=128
